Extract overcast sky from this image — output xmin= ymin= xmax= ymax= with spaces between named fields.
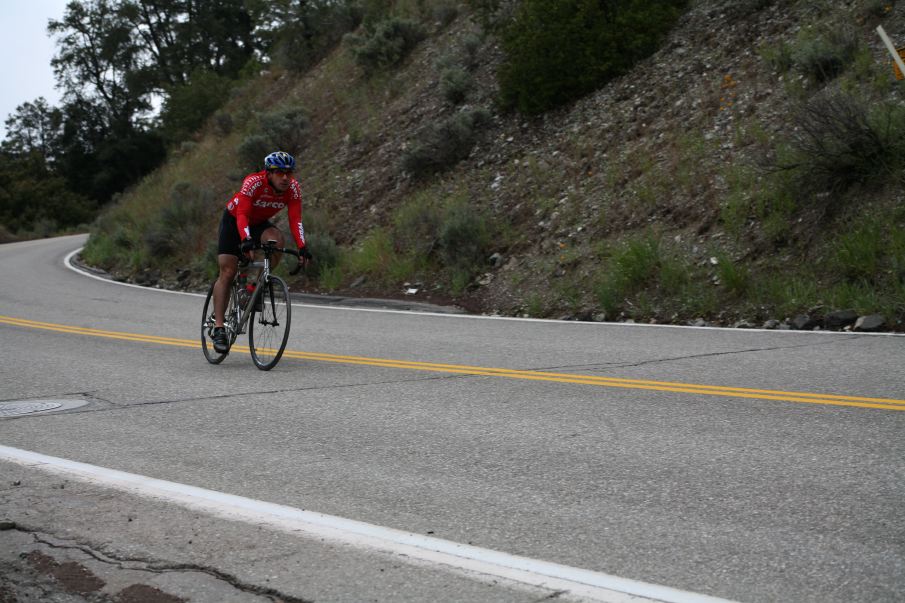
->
xmin=0 ymin=1 xmax=69 ymax=141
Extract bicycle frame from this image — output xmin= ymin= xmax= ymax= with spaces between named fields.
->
xmin=231 ymin=240 xmax=280 ymax=335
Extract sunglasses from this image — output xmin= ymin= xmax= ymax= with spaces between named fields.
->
xmin=269 ymin=169 xmax=294 ymax=176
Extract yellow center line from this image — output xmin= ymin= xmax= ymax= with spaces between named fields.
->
xmin=3 ymin=314 xmax=904 ymax=411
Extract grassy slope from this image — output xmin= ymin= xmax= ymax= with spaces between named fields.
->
xmin=83 ymin=0 xmax=905 ymax=330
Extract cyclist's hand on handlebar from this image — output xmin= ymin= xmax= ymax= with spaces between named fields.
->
xmin=290 ymin=247 xmax=312 ymax=276
xmin=239 ymin=237 xmax=255 ymax=259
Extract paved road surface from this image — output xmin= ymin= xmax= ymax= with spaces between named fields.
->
xmin=1 ymin=234 xmax=904 ymax=602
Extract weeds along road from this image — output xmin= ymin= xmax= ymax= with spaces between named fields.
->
xmin=1 ymin=233 xmax=904 ymax=603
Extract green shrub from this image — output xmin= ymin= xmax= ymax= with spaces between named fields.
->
xmin=345 ymin=226 xmax=426 ymax=287
xmin=346 ymin=17 xmax=426 ymax=75
xmin=593 ymin=233 xmax=692 ymax=317
xmin=436 ymin=201 xmax=490 ymax=269
xmin=238 ymin=134 xmax=272 ymax=171
xmin=81 ymin=233 xmax=113 ymax=266
xmin=440 ymin=67 xmax=473 ymax=104
xmin=393 ymin=193 xmax=444 ymax=256
xmin=525 ymin=293 xmax=545 ymax=317
xmin=178 ymin=141 xmax=198 ymax=156
xmin=82 ymin=209 xmax=139 ymax=269
xmin=212 ymin=111 xmax=234 ymax=137
xmin=719 ymin=165 xmax=758 ymax=237
xmin=791 ymin=27 xmax=859 ymax=83
xmin=390 ymin=192 xmax=493 ymax=284
xmin=143 ymin=183 xmax=214 ymax=258
xmin=826 ymin=280 xmax=881 ymax=314
xmin=781 ymin=91 xmax=905 ymax=196
xmin=465 ymin=0 xmax=518 ymax=32
xmin=754 ymin=274 xmax=820 ymax=318
xmin=434 ymin=52 xmax=458 ymax=71
xmin=258 ymin=106 xmax=309 ymax=155
xmin=832 ymin=220 xmax=897 ymax=284
xmin=448 ymin=268 xmax=471 ymax=295
xmin=300 ymin=207 xmax=330 ymax=236
xmin=862 ymin=0 xmax=896 ymax=19
xmin=386 ymin=254 xmax=420 ymax=283
xmin=197 ymin=240 xmax=220 ymax=282
xmin=402 ymin=108 xmax=490 ymax=177
xmin=715 ymin=252 xmax=750 ymax=297
xmin=498 ymin=0 xmax=688 ymax=114
xmin=304 ymin=231 xmax=340 ymax=278
xmin=612 ymin=236 xmax=661 ymax=289
xmin=461 ymin=33 xmax=483 ymax=69
xmin=237 ymin=107 xmax=309 ymax=171
xmin=595 ymin=272 xmax=628 ymax=317
xmin=434 ymin=4 xmax=459 ymax=28
xmin=760 ymin=41 xmax=794 ymax=73
xmin=318 ymin=263 xmax=345 ymax=290
xmin=348 ymin=228 xmax=394 ymax=276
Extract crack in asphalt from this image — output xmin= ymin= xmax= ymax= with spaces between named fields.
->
xmin=7 ymin=523 xmax=313 ymax=603
xmin=530 ymin=590 xmax=569 ymax=602
xmin=0 ymin=374 xmax=472 ymax=418
xmin=530 ymin=336 xmax=861 ymax=373
xmin=0 ymin=336 xmax=864 ymax=418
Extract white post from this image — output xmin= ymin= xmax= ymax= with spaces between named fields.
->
xmin=876 ymin=25 xmax=905 ymax=80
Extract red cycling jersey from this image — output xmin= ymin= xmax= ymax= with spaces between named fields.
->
xmin=226 ymin=170 xmax=305 ymax=249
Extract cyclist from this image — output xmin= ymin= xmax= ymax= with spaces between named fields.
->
xmin=211 ymin=151 xmax=312 ymax=353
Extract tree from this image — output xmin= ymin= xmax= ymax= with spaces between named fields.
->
xmin=0 ymin=151 xmax=95 ymax=234
xmin=3 ymin=0 xmax=355 ymax=235
xmin=258 ymin=0 xmax=362 ymax=72
xmin=49 ymin=0 xmax=154 ymax=130
xmin=119 ymin=0 xmax=258 ymax=85
xmin=0 ymin=0 xmax=276 ymax=236
xmin=159 ymin=69 xmax=234 ymax=144
xmin=1 ymin=99 xmax=64 ymax=162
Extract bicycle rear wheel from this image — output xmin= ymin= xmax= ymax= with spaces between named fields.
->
xmin=201 ymin=281 xmax=238 ymax=364
xmin=248 ymin=276 xmax=292 ymax=370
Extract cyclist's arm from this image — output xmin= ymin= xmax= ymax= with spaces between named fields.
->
xmin=287 ymin=181 xmax=306 ymax=250
xmin=232 ymin=192 xmax=254 ymax=241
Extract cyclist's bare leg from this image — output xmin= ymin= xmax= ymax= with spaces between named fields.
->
xmin=261 ymin=226 xmax=285 ymax=267
xmin=213 ymin=253 xmax=238 ymax=327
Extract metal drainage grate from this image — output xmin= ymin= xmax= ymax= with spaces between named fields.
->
xmin=0 ymin=399 xmax=88 ymax=418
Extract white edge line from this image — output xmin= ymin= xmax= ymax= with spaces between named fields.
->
xmin=0 ymin=444 xmax=733 ymax=603
xmin=64 ymin=247 xmax=202 ymax=299
xmin=63 ymin=246 xmax=900 ymax=337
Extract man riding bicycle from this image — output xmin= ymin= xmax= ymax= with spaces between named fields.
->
xmin=211 ymin=151 xmax=312 ymax=353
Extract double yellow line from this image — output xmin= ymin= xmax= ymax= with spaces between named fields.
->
xmin=3 ymin=314 xmax=904 ymax=411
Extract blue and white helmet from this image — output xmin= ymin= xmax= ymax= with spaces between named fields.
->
xmin=263 ymin=151 xmax=296 ymax=171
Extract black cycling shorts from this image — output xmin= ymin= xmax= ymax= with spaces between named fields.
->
xmin=217 ymin=210 xmax=276 ymax=257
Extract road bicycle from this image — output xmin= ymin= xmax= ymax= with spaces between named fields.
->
xmin=201 ymin=240 xmax=302 ymax=370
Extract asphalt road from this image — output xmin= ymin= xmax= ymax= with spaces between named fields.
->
xmin=1 ymin=234 xmax=904 ymax=602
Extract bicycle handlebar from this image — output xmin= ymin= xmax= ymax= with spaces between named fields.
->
xmin=238 ymin=241 xmax=306 ymax=275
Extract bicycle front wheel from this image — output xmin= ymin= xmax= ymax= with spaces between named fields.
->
xmin=248 ymin=276 xmax=292 ymax=370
